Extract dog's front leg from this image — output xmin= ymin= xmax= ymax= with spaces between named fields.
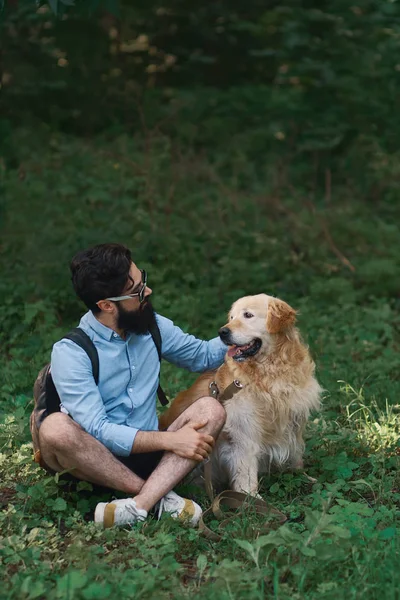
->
xmin=228 ymin=444 xmax=260 ymax=496
xmin=287 ymin=425 xmax=317 ymax=483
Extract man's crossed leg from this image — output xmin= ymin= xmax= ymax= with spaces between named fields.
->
xmin=37 ymin=396 xmax=225 ymax=527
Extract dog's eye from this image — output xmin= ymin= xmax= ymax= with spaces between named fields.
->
xmin=244 ymin=312 xmax=254 ymax=319
xmin=230 ymin=315 xmax=233 ymax=320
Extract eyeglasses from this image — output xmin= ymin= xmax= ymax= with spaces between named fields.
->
xmin=106 ymin=270 xmax=148 ymax=303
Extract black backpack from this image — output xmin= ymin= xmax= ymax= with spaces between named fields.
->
xmin=32 ymin=321 xmax=168 ymax=430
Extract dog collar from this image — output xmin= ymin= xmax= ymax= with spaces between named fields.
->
xmin=209 ymin=379 xmax=244 ymax=403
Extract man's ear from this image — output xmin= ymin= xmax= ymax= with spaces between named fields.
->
xmin=266 ymin=298 xmax=297 ymax=334
xmin=96 ymin=300 xmax=115 ymax=313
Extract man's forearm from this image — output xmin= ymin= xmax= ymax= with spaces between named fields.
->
xmin=131 ymin=430 xmax=174 ymax=454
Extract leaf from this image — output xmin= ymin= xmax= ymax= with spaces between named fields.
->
xmin=53 ymin=497 xmax=67 ymax=512
xmin=378 ymin=527 xmax=396 ymax=540
xmin=29 ymin=581 xmax=47 ymax=600
xmin=300 ymin=545 xmax=316 ymax=557
xmin=324 ymin=525 xmax=351 ymax=539
xmin=234 ymin=539 xmax=255 ymax=554
xmin=20 ymin=577 xmax=47 ymax=600
xmin=56 ymin=571 xmax=88 ymax=595
xmin=27 ymin=527 xmax=43 ymax=542
xmin=275 ymin=526 xmax=303 ymax=545
xmin=304 ymin=509 xmax=324 ymax=530
xmin=255 ymin=534 xmax=280 ymax=549
xmin=76 ymin=481 xmax=93 ymax=492
xmin=233 ymin=539 xmax=261 ymax=567
xmin=344 ymin=503 xmax=374 ymax=517
xmin=196 ymin=554 xmax=207 ymax=572
xmin=314 ymin=543 xmax=348 ymax=562
xmin=82 ymin=583 xmax=112 ymax=600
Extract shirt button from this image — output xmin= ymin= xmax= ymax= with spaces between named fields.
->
xmin=128 ymin=388 xmax=133 ymax=393
xmin=113 ymin=333 xmax=118 ymax=338
xmin=131 ymin=365 xmax=135 ymax=370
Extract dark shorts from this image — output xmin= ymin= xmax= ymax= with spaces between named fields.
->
xmin=118 ymin=451 xmax=164 ymax=480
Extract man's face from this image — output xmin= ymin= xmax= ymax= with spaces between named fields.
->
xmin=116 ymin=263 xmax=155 ymax=335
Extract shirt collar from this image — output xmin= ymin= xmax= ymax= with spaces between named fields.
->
xmin=81 ymin=311 xmax=119 ymax=341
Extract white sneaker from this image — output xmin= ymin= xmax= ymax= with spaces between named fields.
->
xmin=156 ymin=490 xmax=202 ymax=526
xmin=94 ymin=498 xmax=148 ymax=529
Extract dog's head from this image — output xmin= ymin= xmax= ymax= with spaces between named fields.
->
xmin=218 ymin=294 xmax=297 ymax=361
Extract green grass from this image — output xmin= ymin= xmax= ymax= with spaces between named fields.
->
xmin=1 ymin=126 xmax=400 ymax=599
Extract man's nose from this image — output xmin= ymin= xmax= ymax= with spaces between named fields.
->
xmin=145 ymin=286 xmax=152 ymax=296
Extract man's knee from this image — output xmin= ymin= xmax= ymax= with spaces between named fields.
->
xmin=39 ymin=413 xmax=83 ymax=452
xmin=195 ymin=396 xmax=226 ymax=427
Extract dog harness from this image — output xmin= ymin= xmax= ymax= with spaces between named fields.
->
xmin=208 ymin=379 xmax=244 ymax=403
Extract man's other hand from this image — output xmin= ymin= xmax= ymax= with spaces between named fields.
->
xmin=166 ymin=420 xmax=215 ymax=461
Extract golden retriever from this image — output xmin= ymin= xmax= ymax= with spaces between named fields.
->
xmin=159 ymin=294 xmax=322 ymax=496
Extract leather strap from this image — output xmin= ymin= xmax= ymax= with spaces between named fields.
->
xmin=204 ymin=379 xmax=245 ymax=500
xmin=219 ymin=380 xmax=244 ymax=402
xmin=204 ymin=459 xmax=214 ymax=500
xmin=208 ymin=379 xmax=244 ymax=404
xmin=199 ymin=490 xmax=287 ymax=542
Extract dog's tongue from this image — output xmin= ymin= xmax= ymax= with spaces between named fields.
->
xmin=227 ymin=342 xmax=253 ymax=357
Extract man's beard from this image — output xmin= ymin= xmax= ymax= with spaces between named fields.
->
xmin=116 ymin=300 xmax=156 ymax=336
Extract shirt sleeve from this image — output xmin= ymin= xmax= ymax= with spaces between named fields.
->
xmin=156 ymin=314 xmax=227 ymax=372
xmin=51 ymin=339 xmax=137 ymax=457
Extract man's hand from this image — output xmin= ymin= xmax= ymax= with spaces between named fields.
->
xmin=131 ymin=420 xmax=215 ymax=460
xmin=166 ymin=420 xmax=215 ymax=461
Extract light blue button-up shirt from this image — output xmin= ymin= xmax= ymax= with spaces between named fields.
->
xmin=50 ymin=311 xmax=226 ymax=457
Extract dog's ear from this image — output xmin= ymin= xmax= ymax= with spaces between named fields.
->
xmin=266 ymin=298 xmax=297 ymax=334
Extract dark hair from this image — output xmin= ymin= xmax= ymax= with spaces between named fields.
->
xmin=70 ymin=243 xmax=132 ymax=313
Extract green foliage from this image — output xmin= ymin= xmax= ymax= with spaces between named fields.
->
xmin=2 ymin=0 xmax=400 ymax=160
xmin=1 ymin=1 xmax=400 ymax=597
xmin=1 ymin=125 xmax=400 ymax=599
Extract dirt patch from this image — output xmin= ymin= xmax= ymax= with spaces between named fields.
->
xmin=0 ymin=487 xmax=16 ymax=507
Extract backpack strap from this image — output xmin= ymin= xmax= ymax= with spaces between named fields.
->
xmin=43 ymin=328 xmax=99 ymax=419
xmin=149 ymin=320 xmax=162 ymax=362
xmin=148 ymin=320 xmax=169 ymax=407
xmin=43 ymin=364 xmax=61 ymax=417
xmin=63 ymin=328 xmax=99 ymax=384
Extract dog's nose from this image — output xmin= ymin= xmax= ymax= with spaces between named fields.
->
xmin=219 ymin=327 xmax=230 ymax=339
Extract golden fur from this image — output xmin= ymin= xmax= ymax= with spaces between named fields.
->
xmin=159 ymin=294 xmax=322 ymax=495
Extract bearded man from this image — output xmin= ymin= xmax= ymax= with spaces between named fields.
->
xmin=31 ymin=243 xmax=226 ymax=528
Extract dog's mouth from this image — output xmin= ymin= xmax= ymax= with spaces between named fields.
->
xmin=226 ymin=338 xmax=262 ymax=361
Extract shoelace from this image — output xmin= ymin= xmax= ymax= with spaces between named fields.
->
xmin=156 ymin=497 xmax=165 ymax=520
xmin=156 ymin=493 xmax=181 ymax=520
xmin=124 ymin=499 xmax=146 ymax=521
